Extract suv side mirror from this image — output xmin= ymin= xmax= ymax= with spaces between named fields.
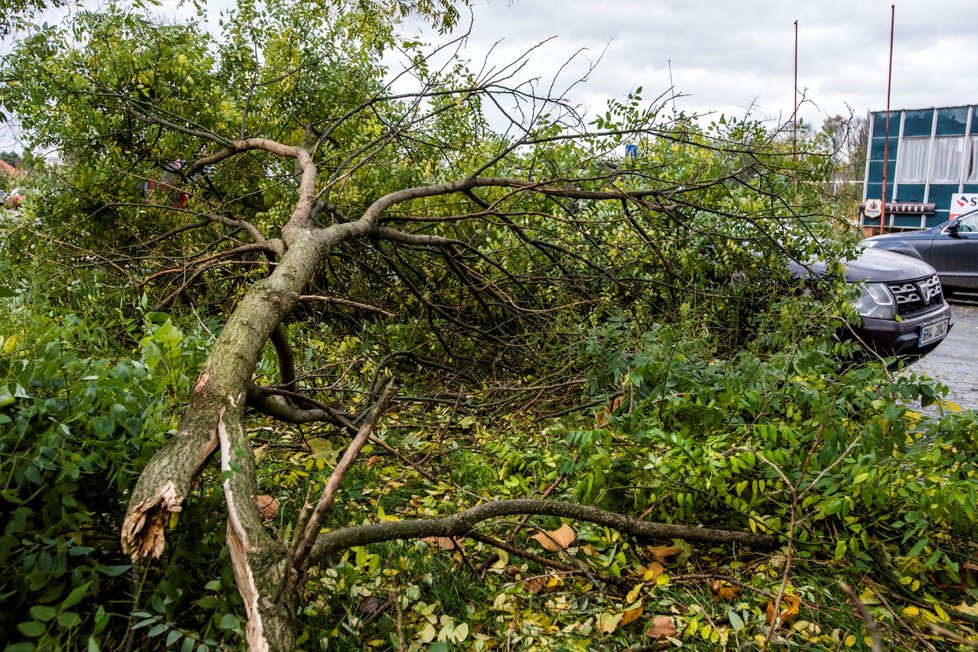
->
xmin=948 ymin=219 xmax=960 ymax=236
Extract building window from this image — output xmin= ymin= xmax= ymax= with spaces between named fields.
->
xmin=931 ymin=137 xmax=965 ymax=182
xmin=897 ymin=138 xmax=930 ymax=182
xmin=967 ymin=138 xmax=978 ymax=182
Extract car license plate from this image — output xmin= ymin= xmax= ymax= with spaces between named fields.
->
xmin=918 ymin=318 xmax=949 ymax=346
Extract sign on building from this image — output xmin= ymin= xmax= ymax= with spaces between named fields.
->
xmin=864 ymin=199 xmax=882 ymax=219
xmin=950 ymin=193 xmax=978 ymax=219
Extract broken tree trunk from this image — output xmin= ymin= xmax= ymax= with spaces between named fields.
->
xmin=121 ymin=230 xmax=332 ymax=650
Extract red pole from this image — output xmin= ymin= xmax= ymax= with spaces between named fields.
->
xmin=880 ymin=4 xmax=895 ymax=233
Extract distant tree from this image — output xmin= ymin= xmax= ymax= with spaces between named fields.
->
xmin=0 ymin=150 xmax=21 ymax=167
xmin=819 ymin=112 xmax=869 ymax=214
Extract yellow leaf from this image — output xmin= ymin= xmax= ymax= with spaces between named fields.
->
xmin=619 ymin=603 xmax=644 ymax=627
xmin=626 ymin=583 xmax=644 ymax=604
xmin=954 ymin=601 xmax=978 ymax=617
xmin=530 ymin=523 xmax=576 ymax=552
xmin=903 ymin=606 xmax=919 ymax=617
xmin=418 ymin=622 xmax=436 ymax=643
xmin=3 ymin=335 xmax=20 ymax=354
xmin=844 ymin=634 xmax=857 ymax=647
xmin=377 ymin=506 xmax=399 ymax=522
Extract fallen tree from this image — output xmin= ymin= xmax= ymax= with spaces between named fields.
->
xmin=14 ymin=2 xmax=953 ymax=650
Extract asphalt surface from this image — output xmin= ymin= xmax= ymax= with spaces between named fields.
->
xmin=911 ymin=297 xmax=978 ymax=410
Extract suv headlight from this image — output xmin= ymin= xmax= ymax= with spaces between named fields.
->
xmin=852 ymin=282 xmax=895 ymax=319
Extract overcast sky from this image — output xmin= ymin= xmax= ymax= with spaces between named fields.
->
xmin=5 ymin=0 xmax=978 ymax=153
xmin=400 ymin=0 xmax=978 ymax=130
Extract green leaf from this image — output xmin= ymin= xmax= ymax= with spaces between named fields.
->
xmin=907 ymin=538 xmax=929 ymax=557
xmin=5 ymin=643 xmax=36 ymax=652
xmin=727 ymin=608 xmax=745 ymax=631
xmin=29 ymin=605 xmax=58 ymax=622
xmin=16 ymin=621 xmax=46 ymax=637
xmin=833 ymin=538 xmax=847 ymax=560
xmin=56 ymin=611 xmax=82 ymax=628
xmin=166 ymin=629 xmax=183 ymax=648
xmin=99 ymin=565 xmax=130 ymax=577
xmin=61 ymin=581 xmax=91 ymax=609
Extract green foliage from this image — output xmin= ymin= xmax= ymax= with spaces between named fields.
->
xmin=4 ymin=0 xmax=976 ymax=649
xmin=0 ymin=231 xmax=245 ymax=649
xmin=0 ymin=312 xmax=159 ymax=649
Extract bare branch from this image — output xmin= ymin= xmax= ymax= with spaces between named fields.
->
xmin=298 ymin=294 xmax=394 ymax=317
xmin=309 ymin=498 xmax=778 ymax=563
xmin=291 ymin=380 xmax=398 ymax=572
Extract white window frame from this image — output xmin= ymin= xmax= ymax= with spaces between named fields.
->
xmin=966 ymin=137 xmax=978 ymax=183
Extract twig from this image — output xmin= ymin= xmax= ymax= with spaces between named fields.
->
xmin=298 ymin=294 xmax=394 ymax=317
xmin=290 ymin=380 xmax=398 ymax=573
xmin=466 ymin=531 xmax=631 ymax=591
xmin=840 ymin=582 xmax=883 ymax=652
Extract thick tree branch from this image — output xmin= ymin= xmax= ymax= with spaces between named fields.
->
xmin=309 ymin=498 xmax=778 ymax=564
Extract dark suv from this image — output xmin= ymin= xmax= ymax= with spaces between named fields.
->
xmin=843 ymin=247 xmax=952 ymax=357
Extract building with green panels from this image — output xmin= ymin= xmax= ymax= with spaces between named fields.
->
xmin=862 ymin=105 xmax=978 ymax=230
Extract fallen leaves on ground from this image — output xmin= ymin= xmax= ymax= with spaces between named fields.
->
xmin=641 ymin=561 xmax=665 ymax=580
xmin=523 ymin=577 xmax=547 ymax=594
xmin=646 ymin=545 xmax=682 ymax=564
xmin=256 ymin=495 xmax=279 ymax=519
xmin=766 ymin=593 xmax=801 ymax=626
xmin=596 ymin=611 xmax=622 ymax=634
xmin=710 ymin=580 xmax=741 ymax=601
xmin=619 ymin=602 xmax=644 ymax=627
xmin=531 ymin=523 xmax=576 ymax=552
xmin=646 ymin=615 xmax=677 ymax=640
xmin=421 ymin=536 xmax=463 ymax=551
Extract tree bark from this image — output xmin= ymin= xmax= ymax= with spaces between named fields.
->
xmin=122 ymin=229 xmax=333 ymax=651
xmin=310 ymin=498 xmax=779 ymax=563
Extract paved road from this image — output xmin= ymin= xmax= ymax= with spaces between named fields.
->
xmin=911 ymin=298 xmax=978 ymax=410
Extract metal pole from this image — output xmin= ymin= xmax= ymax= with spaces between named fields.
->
xmin=881 ymin=4 xmax=895 ymax=233
xmin=793 ymin=20 xmax=798 ymax=161
xmin=668 ymin=59 xmax=677 ymax=114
